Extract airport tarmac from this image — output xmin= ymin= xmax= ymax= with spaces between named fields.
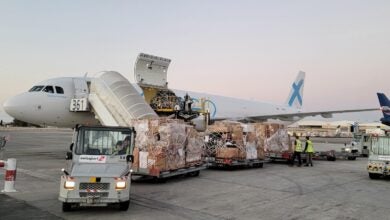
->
xmin=1 ymin=128 xmax=390 ymax=220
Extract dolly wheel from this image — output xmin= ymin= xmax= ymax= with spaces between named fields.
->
xmin=327 ymin=156 xmax=336 ymax=161
xmin=119 ymin=200 xmax=130 ymax=211
xmin=62 ymin=202 xmax=72 ymax=212
xmin=369 ymin=173 xmax=381 ymax=180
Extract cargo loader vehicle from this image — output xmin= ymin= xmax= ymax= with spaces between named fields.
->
xmin=367 ymin=135 xmax=390 ymax=179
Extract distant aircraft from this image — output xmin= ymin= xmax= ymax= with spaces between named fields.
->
xmin=377 ymin=93 xmax=390 ymax=126
xmin=2 ymin=72 xmax=377 ymax=128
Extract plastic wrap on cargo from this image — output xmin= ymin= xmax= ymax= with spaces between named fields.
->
xmin=159 ymin=123 xmax=187 ymax=147
xmin=131 ymin=118 xmax=205 ymax=174
xmin=132 ymin=119 xmax=151 ymax=151
xmin=264 ymin=129 xmax=291 ymax=152
xmin=139 ymin=151 xmax=149 ymax=169
xmin=206 ymin=121 xmax=271 ymax=160
xmin=246 ymin=142 xmax=258 ymax=159
xmin=186 ymin=136 xmax=204 ymax=163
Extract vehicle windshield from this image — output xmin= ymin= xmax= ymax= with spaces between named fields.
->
xmin=371 ymin=137 xmax=390 ymax=155
xmin=75 ymin=128 xmax=133 ymax=156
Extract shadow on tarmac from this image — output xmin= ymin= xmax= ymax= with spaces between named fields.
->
xmin=0 ymin=194 xmax=62 ymax=220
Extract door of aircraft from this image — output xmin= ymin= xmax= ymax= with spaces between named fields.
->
xmin=134 ymin=53 xmax=171 ymax=88
xmin=73 ymin=78 xmax=89 ymax=99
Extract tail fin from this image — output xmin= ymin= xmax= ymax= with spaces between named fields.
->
xmin=377 ymin=93 xmax=390 ymax=121
xmin=285 ymin=71 xmax=305 ymax=109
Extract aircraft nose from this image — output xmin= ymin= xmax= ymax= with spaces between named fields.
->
xmin=3 ymin=94 xmax=25 ymax=119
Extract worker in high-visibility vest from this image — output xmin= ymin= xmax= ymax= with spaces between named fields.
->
xmin=290 ymin=134 xmax=302 ymax=167
xmin=304 ymin=136 xmax=314 ymax=167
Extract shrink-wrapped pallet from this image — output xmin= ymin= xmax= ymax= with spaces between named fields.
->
xmin=264 ymin=129 xmax=291 ymax=152
xmin=158 ymin=123 xmax=186 ymax=170
xmin=131 ymin=118 xmax=204 ymax=175
xmin=207 ymin=122 xmax=281 ymax=160
xmin=186 ymin=127 xmax=204 ymax=165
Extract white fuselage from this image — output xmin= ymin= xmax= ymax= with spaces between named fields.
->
xmin=173 ymin=89 xmax=300 ymax=119
xmin=3 ymin=77 xmax=300 ymax=128
xmin=3 ymin=77 xmax=99 ymax=127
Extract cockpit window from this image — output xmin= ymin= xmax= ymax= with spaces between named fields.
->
xmin=43 ymin=86 xmax=54 ymax=93
xmin=28 ymin=86 xmax=44 ymax=92
xmin=55 ymin=86 xmax=64 ymax=94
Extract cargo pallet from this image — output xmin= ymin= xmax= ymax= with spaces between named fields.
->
xmin=326 ymin=150 xmax=359 ymax=161
xmin=266 ymin=150 xmax=359 ymax=162
xmin=132 ymin=163 xmax=207 ymax=180
xmin=207 ymin=157 xmax=265 ymax=168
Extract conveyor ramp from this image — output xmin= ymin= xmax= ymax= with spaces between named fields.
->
xmin=88 ymin=71 xmax=158 ymax=126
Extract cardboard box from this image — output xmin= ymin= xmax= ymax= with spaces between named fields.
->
xmin=186 ymin=153 xmax=202 ymax=163
xmin=139 ymin=151 xmax=149 ymax=169
xmin=257 ymin=146 xmax=265 ymax=160
xmin=246 ymin=132 xmax=257 ymax=142
xmin=147 ymin=155 xmax=167 ymax=172
xmin=167 ymin=150 xmax=186 ymax=170
xmin=216 ymin=147 xmax=239 ymax=158
xmin=132 ymin=147 xmax=139 ymax=172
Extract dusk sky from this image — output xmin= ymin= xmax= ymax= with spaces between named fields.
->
xmin=1 ymin=0 xmax=389 ymax=122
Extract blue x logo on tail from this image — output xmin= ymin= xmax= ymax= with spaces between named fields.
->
xmin=288 ymin=79 xmax=304 ymax=107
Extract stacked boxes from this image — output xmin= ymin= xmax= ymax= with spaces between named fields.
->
xmin=186 ymin=127 xmax=204 ymax=165
xmin=207 ymin=121 xmax=289 ymax=160
xmin=264 ymin=129 xmax=292 ymax=153
xmin=131 ymin=118 xmax=204 ymax=176
xmin=216 ymin=148 xmax=239 ymax=158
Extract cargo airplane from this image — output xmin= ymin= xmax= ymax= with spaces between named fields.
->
xmin=2 ymin=70 xmax=378 ymax=128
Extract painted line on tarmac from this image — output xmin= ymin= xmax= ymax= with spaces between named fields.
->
xmin=132 ymin=194 xmax=224 ymax=220
xmin=17 ymin=168 xmax=59 ymax=182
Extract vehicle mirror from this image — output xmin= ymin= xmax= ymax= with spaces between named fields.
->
xmin=69 ymin=143 xmax=73 ymax=151
xmin=66 ymin=151 xmax=73 ymax=160
xmin=126 ymin=155 xmax=134 ymax=163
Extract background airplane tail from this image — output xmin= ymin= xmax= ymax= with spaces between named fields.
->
xmin=377 ymin=93 xmax=390 ymax=120
xmin=285 ymin=71 xmax=305 ymax=109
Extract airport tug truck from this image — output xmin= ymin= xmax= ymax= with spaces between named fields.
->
xmin=59 ymin=125 xmax=136 ymax=211
xmin=367 ymin=135 xmax=390 ymax=179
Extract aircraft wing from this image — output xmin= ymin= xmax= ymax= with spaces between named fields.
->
xmin=214 ymin=108 xmax=380 ymax=123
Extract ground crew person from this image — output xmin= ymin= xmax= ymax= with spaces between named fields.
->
xmin=290 ymin=134 xmax=302 ymax=167
xmin=304 ymin=136 xmax=314 ymax=167
xmin=174 ymin=104 xmax=181 ymax=118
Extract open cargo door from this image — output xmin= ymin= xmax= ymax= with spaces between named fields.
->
xmin=134 ymin=53 xmax=171 ymax=88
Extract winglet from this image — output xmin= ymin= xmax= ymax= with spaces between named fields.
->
xmin=285 ymin=71 xmax=305 ymax=109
